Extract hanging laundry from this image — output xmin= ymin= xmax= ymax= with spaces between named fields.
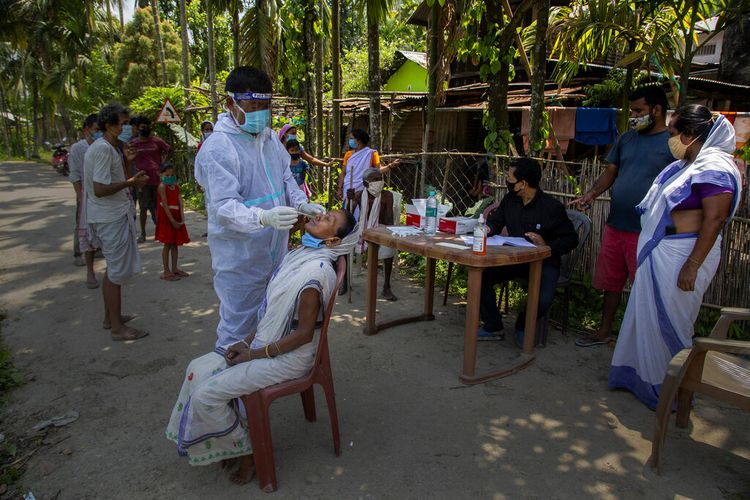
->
xmin=520 ymin=107 xmax=577 ymax=156
xmin=575 ymin=107 xmax=618 ymax=146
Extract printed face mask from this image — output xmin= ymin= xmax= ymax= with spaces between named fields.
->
xmin=301 ymin=233 xmax=326 ymax=248
xmin=367 ymin=180 xmax=385 ymax=196
xmin=668 ymin=134 xmax=699 ymax=160
xmin=162 ymin=175 xmax=177 ymax=185
xmin=118 ymin=124 xmax=132 ymax=142
xmin=348 ymin=138 xmax=357 ymax=149
xmin=629 ymin=114 xmax=654 ymax=132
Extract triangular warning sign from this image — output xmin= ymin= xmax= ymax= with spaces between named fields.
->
xmin=156 ymin=99 xmax=181 ymax=123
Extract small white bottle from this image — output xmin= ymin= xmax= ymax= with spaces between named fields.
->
xmin=472 ymin=215 xmax=487 ymax=255
xmin=424 ymin=191 xmax=438 ymax=236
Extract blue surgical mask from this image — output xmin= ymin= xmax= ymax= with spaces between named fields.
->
xmin=348 ymin=138 xmax=357 ymax=149
xmin=234 ymin=105 xmax=270 ymax=135
xmin=301 ymin=233 xmax=326 ymax=248
xmin=92 ymin=131 xmax=103 ymax=140
xmin=118 ymin=124 xmax=132 ymax=142
xmin=162 ymin=175 xmax=177 ymax=185
xmin=287 ymin=134 xmax=297 ymax=141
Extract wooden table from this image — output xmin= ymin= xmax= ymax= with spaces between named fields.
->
xmin=362 ymin=227 xmax=551 ymax=384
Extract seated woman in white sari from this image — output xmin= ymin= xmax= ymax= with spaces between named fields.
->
xmin=166 ymin=209 xmax=357 ymax=484
xmin=609 ymin=106 xmax=742 ymax=409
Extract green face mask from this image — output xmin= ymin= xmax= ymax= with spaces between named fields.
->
xmin=162 ymin=175 xmax=177 ymax=185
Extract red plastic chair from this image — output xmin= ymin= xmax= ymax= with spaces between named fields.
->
xmin=241 ymin=255 xmax=346 ymax=493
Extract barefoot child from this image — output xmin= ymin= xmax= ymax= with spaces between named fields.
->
xmin=155 ymin=162 xmax=190 ymax=280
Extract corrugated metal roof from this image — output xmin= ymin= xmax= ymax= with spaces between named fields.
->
xmin=398 ymin=50 xmax=427 ymax=69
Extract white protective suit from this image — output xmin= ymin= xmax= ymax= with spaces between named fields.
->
xmin=195 ymin=113 xmax=308 ymax=349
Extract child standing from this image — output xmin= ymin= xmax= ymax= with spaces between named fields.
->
xmin=286 ymin=139 xmax=312 ymax=197
xmin=155 ymin=163 xmax=190 ymax=280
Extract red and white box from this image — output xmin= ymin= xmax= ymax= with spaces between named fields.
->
xmin=405 ymin=204 xmax=423 ymax=228
xmin=438 ymin=216 xmax=478 ymax=234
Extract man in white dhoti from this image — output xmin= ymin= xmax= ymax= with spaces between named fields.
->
xmin=166 ymin=209 xmax=357 ymax=485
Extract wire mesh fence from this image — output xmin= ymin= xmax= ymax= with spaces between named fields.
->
xmin=172 ymin=144 xmax=750 ymax=309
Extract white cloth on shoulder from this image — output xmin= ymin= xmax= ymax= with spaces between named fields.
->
xmin=166 ymin=224 xmax=358 ymax=465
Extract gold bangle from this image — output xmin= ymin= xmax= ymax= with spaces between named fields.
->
xmin=265 ymin=344 xmax=271 ymax=358
xmin=274 ymin=342 xmax=282 ymax=356
xmin=688 ymin=256 xmax=702 ymax=266
xmin=241 ymin=340 xmax=250 ymax=349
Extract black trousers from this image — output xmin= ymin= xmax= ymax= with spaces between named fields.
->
xmin=479 ymin=261 xmax=560 ymax=333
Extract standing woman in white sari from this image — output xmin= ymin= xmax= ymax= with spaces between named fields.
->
xmin=609 ymin=105 xmax=742 ymax=409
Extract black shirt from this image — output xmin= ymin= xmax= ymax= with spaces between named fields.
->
xmin=486 ymin=190 xmax=579 ymax=267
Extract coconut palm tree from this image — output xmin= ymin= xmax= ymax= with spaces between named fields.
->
xmin=362 ymin=0 xmax=393 ymax=151
xmin=150 ymin=0 xmax=169 ymax=84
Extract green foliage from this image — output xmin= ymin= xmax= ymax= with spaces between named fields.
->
xmin=113 ymin=7 xmax=185 ymax=103
xmin=129 ymin=86 xmax=211 ymax=137
xmin=736 ymin=143 xmax=750 ymax=162
xmin=583 ymin=69 xmax=647 ymax=107
xmin=0 ymin=336 xmax=22 ymax=396
xmin=180 ymin=180 xmax=206 ymax=214
xmin=187 ymin=0 xmax=233 ymax=80
xmin=342 ymin=39 xmax=399 ymax=95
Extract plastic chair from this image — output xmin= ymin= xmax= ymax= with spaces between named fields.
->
xmin=649 ymin=307 xmax=750 ymax=474
xmin=241 ymin=255 xmax=347 ymax=492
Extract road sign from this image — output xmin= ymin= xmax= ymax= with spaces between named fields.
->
xmin=155 ymin=99 xmax=181 ymax=123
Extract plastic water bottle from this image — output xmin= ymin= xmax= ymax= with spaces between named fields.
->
xmin=472 ymin=214 xmax=487 ymax=255
xmin=425 ymin=191 xmax=438 ymax=236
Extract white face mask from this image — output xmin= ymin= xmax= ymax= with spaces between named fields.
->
xmin=367 ymin=180 xmax=385 ymax=196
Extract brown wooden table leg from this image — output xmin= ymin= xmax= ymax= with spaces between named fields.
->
xmin=424 ymin=257 xmax=436 ymax=320
xmin=461 ymin=267 xmax=482 ymax=379
xmin=364 ymin=244 xmax=379 ymax=335
xmin=523 ymin=259 xmax=543 ymax=355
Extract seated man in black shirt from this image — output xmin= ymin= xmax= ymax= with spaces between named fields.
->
xmin=479 ymin=157 xmax=579 ymax=343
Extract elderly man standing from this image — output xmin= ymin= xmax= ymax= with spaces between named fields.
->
xmin=69 ymin=113 xmax=100 ymax=288
xmin=572 ymin=86 xmax=674 ymax=347
xmin=195 ymin=66 xmax=324 ymax=350
xmin=84 ymin=103 xmax=149 ymax=341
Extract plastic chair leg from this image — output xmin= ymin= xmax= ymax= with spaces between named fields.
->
xmin=675 ymin=387 xmax=693 ymax=428
xmin=443 ymin=262 xmax=454 ymax=306
xmin=319 ymin=378 xmax=341 ymax=456
xmin=301 ymin=387 xmax=317 ymax=422
xmin=244 ymin=395 xmax=278 ymax=493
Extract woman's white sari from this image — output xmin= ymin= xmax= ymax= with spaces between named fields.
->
xmin=166 ymin=226 xmax=357 ymax=465
xmin=609 ymin=116 xmax=742 ymax=409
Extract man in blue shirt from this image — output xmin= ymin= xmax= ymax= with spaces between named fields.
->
xmin=572 ymin=86 xmax=675 ymax=347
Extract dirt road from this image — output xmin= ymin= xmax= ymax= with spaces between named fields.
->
xmin=1 ymin=161 xmax=748 ymax=499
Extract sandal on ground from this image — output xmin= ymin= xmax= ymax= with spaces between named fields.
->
xmin=160 ymin=273 xmax=181 ymax=281
xmin=102 ymin=314 xmax=136 ymax=330
xmin=575 ymin=336 xmax=612 ymax=347
xmin=173 ymin=270 xmax=190 ymax=278
xmin=478 ymin=326 xmax=505 ymax=341
xmin=111 ymin=328 xmax=149 ymax=342
xmin=86 ymin=279 xmax=100 ymax=289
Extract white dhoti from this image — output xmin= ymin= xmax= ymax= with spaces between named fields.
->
xmin=89 ymin=212 xmax=140 ymax=285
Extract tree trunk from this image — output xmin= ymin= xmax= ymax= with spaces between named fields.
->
xmin=179 ymin=0 xmax=192 ymax=131
xmin=118 ymin=0 xmax=125 ymax=35
xmin=303 ymin=4 xmax=316 ymax=152
xmin=206 ymin=0 xmax=218 ymax=121
xmin=232 ymin=4 xmax=240 ymax=68
xmin=30 ymin=77 xmax=40 ymax=158
xmin=421 ymin=2 xmax=440 ymax=194
xmin=151 ymin=0 xmax=169 ymax=85
xmin=0 ymin=85 xmax=12 ymax=156
xmin=315 ymin=1 xmax=325 ymax=158
xmin=679 ymin=0 xmax=699 ymax=106
xmin=331 ymin=0 xmax=342 ymax=157
xmin=366 ymin=5 xmax=381 ymax=151
xmin=485 ymin=0 xmax=511 ymax=155
xmin=528 ymin=0 xmax=549 ymax=157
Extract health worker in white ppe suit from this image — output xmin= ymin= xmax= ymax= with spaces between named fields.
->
xmin=195 ymin=66 xmax=324 ymax=349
